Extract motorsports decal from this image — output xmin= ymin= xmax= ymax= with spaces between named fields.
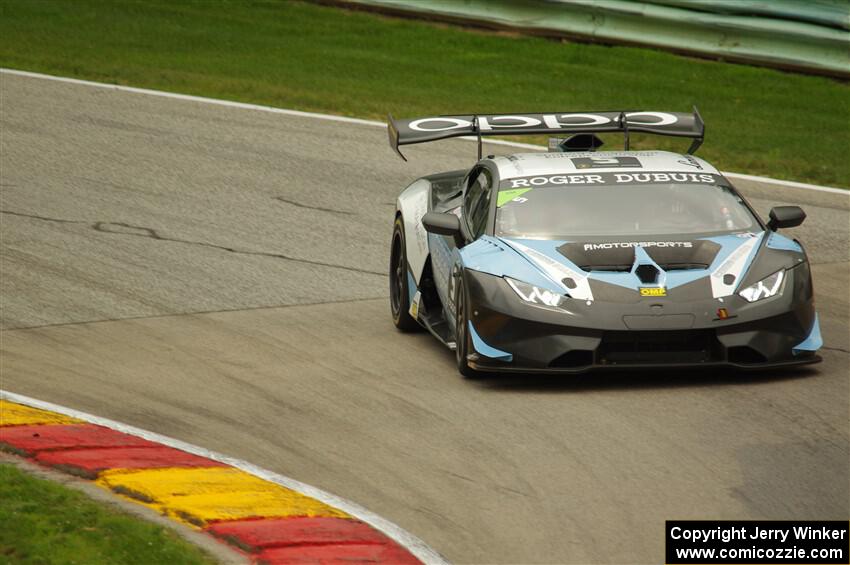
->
xmin=503 ymin=172 xmax=720 ymax=189
xmin=583 ymin=241 xmax=694 ymax=250
xmin=639 ymin=287 xmax=667 ymax=297
xmin=556 ymin=239 xmax=721 ymax=276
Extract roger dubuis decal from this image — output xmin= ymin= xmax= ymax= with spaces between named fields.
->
xmin=504 ymin=172 xmax=719 ymax=188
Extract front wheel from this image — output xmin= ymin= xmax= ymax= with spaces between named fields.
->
xmin=453 ymin=273 xmax=479 ymax=378
xmin=389 ymin=216 xmax=420 ymax=331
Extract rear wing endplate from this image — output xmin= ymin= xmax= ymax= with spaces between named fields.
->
xmin=388 ymin=108 xmax=704 ymax=161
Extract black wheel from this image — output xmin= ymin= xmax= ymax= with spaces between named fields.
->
xmin=389 ymin=216 xmax=420 ymax=332
xmin=453 ymin=273 xmax=478 ymax=378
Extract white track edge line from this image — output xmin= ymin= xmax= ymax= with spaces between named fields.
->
xmin=0 ymin=389 xmax=450 ymax=565
xmin=718 ymin=172 xmax=849 ymax=195
xmin=2 ymin=68 xmax=847 ymax=195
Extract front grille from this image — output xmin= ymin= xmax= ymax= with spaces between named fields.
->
xmin=549 ymin=349 xmax=594 ymax=369
xmin=657 ymin=262 xmax=709 ymax=271
xmin=727 ymin=346 xmax=767 ymax=364
xmin=598 ymin=330 xmax=720 ymax=365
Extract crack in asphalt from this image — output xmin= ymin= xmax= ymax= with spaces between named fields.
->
xmin=822 ymin=346 xmax=850 ymax=354
xmin=1 ymin=209 xmax=384 ymax=276
xmin=2 ymin=210 xmax=85 ymax=225
xmin=0 ymin=295 xmax=386 ymax=332
xmin=273 ymin=196 xmax=355 ymax=216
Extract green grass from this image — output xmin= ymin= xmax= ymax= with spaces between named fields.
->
xmin=1 ymin=0 xmax=848 ymax=187
xmin=0 ymin=464 xmax=217 ymax=564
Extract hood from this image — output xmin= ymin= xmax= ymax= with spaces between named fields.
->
xmin=459 ymin=232 xmax=795 ymax=302
xmin=557 ymin=239 xmax=721 ymax=272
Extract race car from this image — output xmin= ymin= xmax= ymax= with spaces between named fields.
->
xmin=386 ymin=110 xmax=822 ymax=376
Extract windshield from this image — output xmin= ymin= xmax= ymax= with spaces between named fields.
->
xmin=496 ymin=181 xmax=759 ymax=239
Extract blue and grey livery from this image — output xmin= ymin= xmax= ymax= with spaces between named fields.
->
xmin=387 ymin=110 xmax=821 ymax=377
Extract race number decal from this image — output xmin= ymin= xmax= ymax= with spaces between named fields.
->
xmin=572 ymin=156 xmax=642 ymax=169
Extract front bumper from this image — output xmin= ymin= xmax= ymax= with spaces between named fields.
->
xmin=463 ymin=267 xmax=822 ymax=374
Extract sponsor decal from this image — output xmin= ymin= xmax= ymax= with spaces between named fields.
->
xmin=496 ymin=187 xmax=532 ymax=207
xmin=640 ymin=287 xmax=667 ymax=297
xmin=506 ymin=172 xmax=718 ymax=188
xmin=583 ymin=241 xmax=694 ymax=251
xmin=710 ymin=235 xmax=761 ymax=298
xmin=503 ymin=240 xmax=594 ymax=301
xmin=572 ymin=156 xmax=642 ymax=169
xmin=541 ymin=151 xmax=662 ymax=160
xmin=409 ymin=291 xmax=421 ymax=319
xmin=676 ymin=155 xmax=704 ymax=170
xmin=714 ymin=307 xmax=737 ymax=321
xmin=407 ymin=112 xmax=680 ymax=133
xmin=508 ymin=174 xmax=606 ymax=187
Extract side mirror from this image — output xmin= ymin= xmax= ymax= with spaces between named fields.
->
xmin=767 ymin=206 xmax=806 ymax=230
xmin=422 ymin=212 xmax=465 ymax=248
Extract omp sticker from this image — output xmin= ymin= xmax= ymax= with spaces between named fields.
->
xmin=640 ymin=287 xmax=667 ymax=297
xmin=497 ymin=188 xmax=532 ymax=207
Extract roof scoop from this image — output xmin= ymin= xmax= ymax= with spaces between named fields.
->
xmin=548 ymin=134 xmax=604 ymax=153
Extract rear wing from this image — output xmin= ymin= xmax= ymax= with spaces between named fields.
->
xmin=387 ymin=108 xmax=704 ymax=160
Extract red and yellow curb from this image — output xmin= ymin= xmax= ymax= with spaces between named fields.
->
xmin=0 ymin=399 xmax=421 ymax=564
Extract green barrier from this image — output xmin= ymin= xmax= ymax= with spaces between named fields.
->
xmin=645 ymin=1 xmax=849 ymax=31
xmin=340 ymin=0 xmax=850 ymax=77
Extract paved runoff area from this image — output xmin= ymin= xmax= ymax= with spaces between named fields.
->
xmin=1 ymin=71 xmax=848 ymax=563
xmin=0 ymin=399 xmax=421 ymax=564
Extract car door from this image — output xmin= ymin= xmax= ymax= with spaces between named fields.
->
xmin=433 ymin=167 xmax=494 ymax=329
xmin=463 ymin=167 xmax=493 ymax=241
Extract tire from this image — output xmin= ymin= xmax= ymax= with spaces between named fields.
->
xmin=453 ymin=273 xmax=479 ymax=378
xmin=389 ymin=216 xmax=420 ymax=332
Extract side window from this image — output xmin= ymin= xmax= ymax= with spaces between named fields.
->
xmin=463 ymin=169 xmax=492 ymax=238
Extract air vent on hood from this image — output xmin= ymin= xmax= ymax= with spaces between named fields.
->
xmin=635 ymin=264 xmax=660 ymax=284
xmin=557 ymin=240 xmax=721 ymax=273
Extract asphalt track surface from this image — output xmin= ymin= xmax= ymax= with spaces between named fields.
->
xmin=2 ymin=73 xmax=849 ymax=564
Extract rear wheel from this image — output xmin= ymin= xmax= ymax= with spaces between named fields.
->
xmin=390 ymin=217 xmax=420 ymax=331
xmin=454 ymin=274 xmax=478 ymax=378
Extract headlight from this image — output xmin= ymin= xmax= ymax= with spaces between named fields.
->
xmin=505 ymin=277 xmax=568 ymax=310
xmin=738 ymin=270 xmax=785 ymax=302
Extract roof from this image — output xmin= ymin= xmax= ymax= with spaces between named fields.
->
xmin=490 ymin=150 xmax=720 ymax=180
